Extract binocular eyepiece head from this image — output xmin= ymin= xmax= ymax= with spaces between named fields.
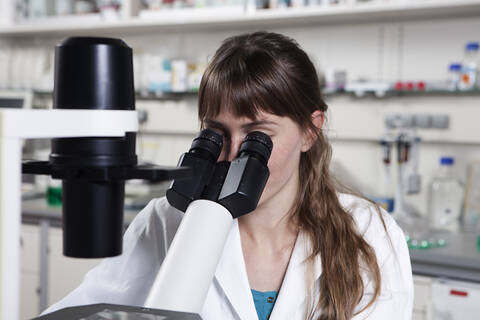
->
xmin=167 ymin=129 xmax=273 ymax=218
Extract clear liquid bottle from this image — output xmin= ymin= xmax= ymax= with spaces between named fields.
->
xmin=458 ymin=42 xmax=479 ymax=91
xmin=447 ymin=63 xmax=462 ymax=91
xmin=428 ymin=157 xmax=464 ymax=231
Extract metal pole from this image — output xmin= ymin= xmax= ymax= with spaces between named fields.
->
xmin=39 ymin=219 xmax=50 ymax=313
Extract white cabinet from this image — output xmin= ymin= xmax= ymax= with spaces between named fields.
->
xmin=413 ymin=275 xmax=432 ymax=320
xmin=412 ymin=275 xmax=480 ymax=320
xmin=20 ymin=225 xmax=40 ymax=320
xmin=47 ymin=227 xmax=102 ymax=306
xmin=20 ymin=224 xmax=102 ymax=318
xmin=431 ymin=278 xmax=480 ymax=320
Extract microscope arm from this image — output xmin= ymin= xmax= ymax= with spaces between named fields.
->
xmin=144 ymin=200 xmax=233 ymax=314
xmin=0 ymin=108 xmax=137 ymax=320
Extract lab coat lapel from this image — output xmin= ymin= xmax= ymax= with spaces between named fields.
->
xmin=269 ymin=231 xmax=322 ymax=320
xmin=214 ymin=220 xmax=258 ymax=320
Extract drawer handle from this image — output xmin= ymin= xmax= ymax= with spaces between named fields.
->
xmin=450 ymin=290 xmax=468 ymax=297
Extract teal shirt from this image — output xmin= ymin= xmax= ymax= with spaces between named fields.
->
xmin=251 ymin=289 xmax=278 ymax=320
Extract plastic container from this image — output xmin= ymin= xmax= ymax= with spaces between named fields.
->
xmin=459 ymin=42 xmax=479 ymax=91
xmin=447 ymin=63 xmax=462 ymax=91
xmin=46 ymin=178 xmax=62 ymax=207
xmin=428 ymin=157 xmax=464 ymax=231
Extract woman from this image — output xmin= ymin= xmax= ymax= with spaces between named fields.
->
xmin=43 ymin=32 xmax=413 ymax=320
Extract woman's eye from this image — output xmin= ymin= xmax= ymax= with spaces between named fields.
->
xmin=248 ymin=130 xmax=274 ymax=139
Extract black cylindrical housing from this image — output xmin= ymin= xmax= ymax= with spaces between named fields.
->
xmin=54 ymin=37 xmax=134 ymax=110
xmin=50 ymin=133 xmax=137 ymax=168
xmin=52 ymin=37 xmax=136 ymax=258
xmin=62 ymin=179 xmax=125 ymax=258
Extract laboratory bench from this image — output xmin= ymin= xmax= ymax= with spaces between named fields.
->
xmin=20 ymin=196 xmax=150 ymax=319
xmin=22 ymin=196 xmax=480 ymax=283
xmin=410 ymin=232 xmax=480 ymax=284
xmin=20 ymin=197 xmax=480 ymax=320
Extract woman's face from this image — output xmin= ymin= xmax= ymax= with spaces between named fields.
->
xmin=203 ymin=109 xmax=308 ymax=208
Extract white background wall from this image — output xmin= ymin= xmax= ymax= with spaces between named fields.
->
xmin=2 ymin=11 xmax=480 ymax=319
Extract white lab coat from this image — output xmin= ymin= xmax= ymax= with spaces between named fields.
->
xmin=42 ymin=193 xmax=414 ymax=319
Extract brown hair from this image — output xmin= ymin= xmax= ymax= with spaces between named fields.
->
xmin=198 ymin=31 xmax=383 ymax=320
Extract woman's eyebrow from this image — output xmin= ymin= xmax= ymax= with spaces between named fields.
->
xmin=204 ymin=120 xmax=228 ymax=131
xmin=241 ymin=120 xmax=278 ymax=129
xmin=204 ymin=119 xmax=277 ymax=130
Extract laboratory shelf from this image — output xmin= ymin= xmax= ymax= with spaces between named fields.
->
xmin=25 ymin=88 xmax=480 ymax=102
xmin=1 ymin=0 xmax=480 ymax=37
xmin=28 ymin=90 xmax=199 ymax=101
xmin=335 ymin=88 xmax=480 ymax=98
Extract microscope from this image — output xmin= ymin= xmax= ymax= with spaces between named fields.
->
xmin=10 ymin=37 xmax=272 ymax=320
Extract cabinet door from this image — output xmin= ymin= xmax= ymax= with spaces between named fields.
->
xmin=413 ymin=275 xmax=432 ymax=319
xmin=21 ymin=225 xmax=40 ymax=319
xmin=47 ymin=227 xmax=103 ymax=306
xmin=432 ymin=278 xmax=480 ymax=320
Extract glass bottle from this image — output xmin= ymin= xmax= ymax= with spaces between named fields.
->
xmin=428 ymin=157 xmax=464 ymax=231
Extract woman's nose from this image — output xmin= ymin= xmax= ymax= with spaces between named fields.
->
xmin=221 ymin=136 xmax=242 ymax=162
xmin=226 ymin=141 xmax=241 ymax=162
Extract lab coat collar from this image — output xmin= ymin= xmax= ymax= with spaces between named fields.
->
xmin=214 ymin=221 xmax=322 ymax=320
xmin=270 ymin=230 xmax=322 ymax=319
xmin=214 ymin=219 xmax=258 ymax=320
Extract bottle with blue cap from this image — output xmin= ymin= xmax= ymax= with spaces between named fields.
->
xmin=447 ymin=63 xmax=462 ymax=91
xmin=459 ymin=42 xmax=479 ymax=91
xmin=428 ymin=157 xmax=464 ymax=231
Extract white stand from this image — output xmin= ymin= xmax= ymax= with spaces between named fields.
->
xmin=145 ymin=200 xmax=233 ymax=314
xmin=0 ymin=109 xmax=138 ymax=320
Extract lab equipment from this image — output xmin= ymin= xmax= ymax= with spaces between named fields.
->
xmin=25 ymin=36 xmax=273 ymax=320
xmin=458 ymin=42 xmax=479 ymax=91
xmin=407 ymin=136 xmax=421 ymax=195
xmin=166 ymin=128 xmax=223 ymax=212
xmin=147 ymin=131 xmax=272 ymax=313
xmin=428 ymin=157 xmax=464 ymax=231
xmin=447 ymin=63 xmax=462 ymax=91
xmin=374 ymin=135 xmax=395 ymax=212
xmin=393 ymin=133 xmax=410 ymax=218
xmin=0 ymin=36 xmax=191 ymax=320
xmin=462 ymin=161 xmax=480 ymax=230
xmin=22 ymin=37 xmax=190 ymax=259
xmin=171 ymin=59 xmax=188 ymax=92
xmin=36 ymin=304 xmax=201 ymax=319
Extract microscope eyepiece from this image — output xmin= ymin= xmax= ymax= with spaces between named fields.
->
xmin=190 ymin=129 xmax=223 ymax=162
xmin=238 ymin=131 xmax=273 ymax=164
xmin=166 ymin=129 xmax=224 ymax=212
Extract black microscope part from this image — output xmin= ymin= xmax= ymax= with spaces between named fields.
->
xmin=189 ymin=128 xmax=223 ymax=163
xmin=22 ymin=37 xmax=192 ymax=259
xmin=217 ymin=131 xmax=272 ymax=218
xmin=166 ymin=129 xmax=224 ymax=212
xmin=237 ymin=131 xmax=273 ymax=164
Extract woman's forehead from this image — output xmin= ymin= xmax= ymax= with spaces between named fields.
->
xmin=203 ymin=109 xmax=279 ymax=125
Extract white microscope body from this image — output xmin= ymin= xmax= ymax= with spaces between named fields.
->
xmin=0 ymin=108 xmax=138 ymax=320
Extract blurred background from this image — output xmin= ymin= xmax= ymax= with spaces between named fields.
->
xmin=0 ymin=0 xmax=479 ymax=319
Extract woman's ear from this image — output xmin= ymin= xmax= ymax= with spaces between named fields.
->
xmin=301 ymin=110 xmax=325 ymax=152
